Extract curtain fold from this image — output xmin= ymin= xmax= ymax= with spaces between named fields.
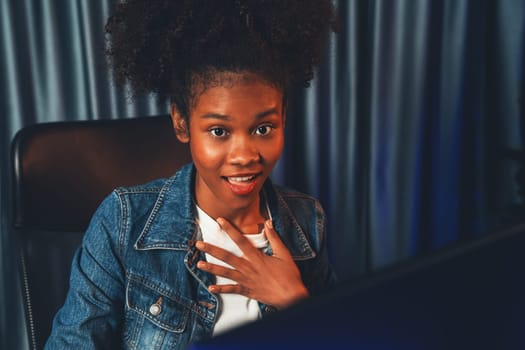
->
xmin=1 ymin=0 xmax=524 ymax=348
xmin=276 ymin=0 xmax=524 ymax=276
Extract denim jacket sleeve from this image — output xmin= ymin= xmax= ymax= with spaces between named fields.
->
xmin=45 ymin=191 xmax=126 ymax=349
xmin=270 ymin=186 xmax=337 ymax=296
xmin=298 ymin=200 xmax=338 ymax=295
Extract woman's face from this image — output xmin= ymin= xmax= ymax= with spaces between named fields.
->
xmin=171 ymin=76 xmax=285 ymax=218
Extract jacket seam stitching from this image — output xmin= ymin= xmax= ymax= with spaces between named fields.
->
xmin=116 ymin=191 xmax=127 ymax=265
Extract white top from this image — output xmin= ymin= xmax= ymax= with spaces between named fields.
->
xmin=195 ymin=205 xmax=269 ymax=336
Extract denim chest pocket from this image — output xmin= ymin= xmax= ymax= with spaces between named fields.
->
xmin=124 ymin=276 xmax=191 ymax=350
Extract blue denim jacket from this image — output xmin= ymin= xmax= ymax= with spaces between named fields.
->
xmin=45 ymin=163 xmax=336 ymax=349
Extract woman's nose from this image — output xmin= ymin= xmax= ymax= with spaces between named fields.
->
xmin=227 ymin=137 xmax=261 ymax=166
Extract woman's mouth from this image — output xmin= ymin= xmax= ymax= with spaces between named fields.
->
xmin=227 ymin=175 xmax=256 ymax=183
xmin=223 ymin=174 xmax=259 ymax=195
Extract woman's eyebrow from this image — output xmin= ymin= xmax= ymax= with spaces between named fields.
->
xmin=199 ymin=107 xmax=280 ymax=121
xmin=200 ymin=113 xmax=230 ymax=121
xmin=255 ymin=107 xmax=280 ymax=119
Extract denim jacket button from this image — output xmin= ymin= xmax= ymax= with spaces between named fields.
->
xmin=149 ymin=303 xmax=162 ymax=316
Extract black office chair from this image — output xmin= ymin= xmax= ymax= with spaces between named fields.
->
xmin=11 ymin=115 xmax=192 ymax=350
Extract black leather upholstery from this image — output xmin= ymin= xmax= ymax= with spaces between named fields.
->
xmin=11 ymin=115 xmax=191 ymax=350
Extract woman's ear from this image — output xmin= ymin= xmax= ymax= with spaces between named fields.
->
xmin=170 ymin=104 xmax=190 ymax=143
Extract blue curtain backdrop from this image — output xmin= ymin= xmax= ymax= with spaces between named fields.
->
xmin=1 ymin=0 xmax=524 ymax=348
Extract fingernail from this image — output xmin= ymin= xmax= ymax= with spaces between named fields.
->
xmin=197 ymin=261 xmax=205 ymax=269
xmin=266 ymin=220 xmax=273 ymax=229
xmin=216 ymin=218 xmax=224 ymax=227
xmin=209 ymin=286 xmax=217 ymax=293
xmin=195 ymin=241 xmax=204 ymax=250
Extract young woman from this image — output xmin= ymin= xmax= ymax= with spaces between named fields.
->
xmin=46 ymin=1 xmax=338 ymax=348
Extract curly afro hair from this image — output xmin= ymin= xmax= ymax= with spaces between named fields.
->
xmin=105 ymin=0 xmax=338 ymax=120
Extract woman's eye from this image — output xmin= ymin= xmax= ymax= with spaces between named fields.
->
xmin=255 ymin=125 xmax=272 ymax=136
xmin=210 ymin=128 xmax=227 ymax=137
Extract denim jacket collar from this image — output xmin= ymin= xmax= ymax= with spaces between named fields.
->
xmin=134 ymin=164 xmax=316 ymax=260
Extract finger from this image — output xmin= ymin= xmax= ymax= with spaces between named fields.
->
xmin=264 ymin=220 xmax=291 ymax=258
xmin=195 ymin=241 xmax=244 ymax=267
xmin=217 ymin=217 xmax=260 ymax=258
xmin=197 ymin=261 xmax=243 ymax=281
xmin=208 ymin=284 xmax=249 ymax=296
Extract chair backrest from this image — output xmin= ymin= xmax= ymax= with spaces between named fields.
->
xmin=11 ymin=115 xmax=192 ymax=350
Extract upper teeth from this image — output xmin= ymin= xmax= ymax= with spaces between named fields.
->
xmin=228 ymin=175 xmax=255 ymax=182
